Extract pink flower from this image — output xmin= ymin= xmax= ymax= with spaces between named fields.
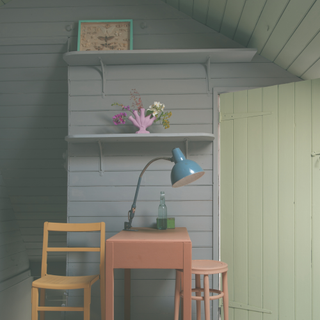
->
xmin=122 ymin=105 xmax=131 ymax=111
xmin=112 ymin=112 xmax=127 ymax=125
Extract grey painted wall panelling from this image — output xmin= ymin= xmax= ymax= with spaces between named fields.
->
xmin=67 ymin=58 xmax=215 ymax=319
xmin=69 ymin=78 xmax=208 ymax=96
xmin=0 ymin=172 xmax=32 ymax=320
xmin=67 ymin=63 xmax=212 ymax=135
xmin=0 ymin=173 xmax=29 ymax=282
xmin=67 ymin=201 xmax=212 ymax=219
xmin=70 ymin=110 xmax=212 ymax=126
xmin=0 ymin=0 xmax=242 ymax=50
xmin=70 ymin=94 xmax=212 ymax=111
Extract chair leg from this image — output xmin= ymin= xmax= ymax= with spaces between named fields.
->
xmin=100 ymin=278 xmax=106 ymax=320
xmin=195 ymin=274 xmax=201 ymax=320
xmin=174 ymin=270 xmax=181 ymax=320
xmin=83 ymin=287 xmax=91 ymax=320
xmin=222 ymin=272 xmax=229 ymax=320
xmin=31 ymin=287 xmax=39 ymax=320
xmin=39 ymin=289 xmax=46 ymax=320
xmin=203 ymin=275 xmax=210 ymax=320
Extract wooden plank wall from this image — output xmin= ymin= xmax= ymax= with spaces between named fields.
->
xmin=0 ymin=0 xmax=70 ymax=263
xmin=67 ymin=63 xmax=214 ymax=320
xmin=0 ymin=172 xmax=29 ymax=282
xmin=0 ymin=171 xmax=32 ymax=320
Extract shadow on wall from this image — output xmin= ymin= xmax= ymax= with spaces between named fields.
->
xmin=0 ymin=39 xmax=69 ymax=269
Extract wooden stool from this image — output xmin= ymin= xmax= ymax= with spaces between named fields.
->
xmin=174 ymin=260 xmax=229 ymax=320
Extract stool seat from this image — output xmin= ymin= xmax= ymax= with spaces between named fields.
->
xmin=174 ymin=259 xmax=229 ymax=320
xmin=192 ymin=260 xmax=228 ymax=274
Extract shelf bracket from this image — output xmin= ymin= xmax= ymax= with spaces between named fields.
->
xmin=66 ymin=37 xmax=71 ymax=53
xmin=99 ymin=58 xmax=106 ymax=98
xmin=205 ymin=57 xmax=211 ymax=94
xmin=98 ymin=141 xmax=104 ymax=176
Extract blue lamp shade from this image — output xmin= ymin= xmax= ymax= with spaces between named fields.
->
xmin=171 ymin=148 xmax=205 ymax=188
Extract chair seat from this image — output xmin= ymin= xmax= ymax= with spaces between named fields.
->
xmin=32 ymin=274 xmax=99 ymax=290
xmin=192 ymin=260 xmax=228 ymax=275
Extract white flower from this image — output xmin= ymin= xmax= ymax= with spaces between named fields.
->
xmin=147 ymin=101 xmax=165 ymax=118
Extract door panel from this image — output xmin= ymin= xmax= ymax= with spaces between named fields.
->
xmin=278 ymin=82 xmax=295 ymax=320
xmin=312 ymin=80 xmax=320 ymax=320
xmin=220 ymin=79 xmax=320 ymax=320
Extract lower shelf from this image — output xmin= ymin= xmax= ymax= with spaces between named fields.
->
xmin=65 ymin=133 xmax=215 ymax=143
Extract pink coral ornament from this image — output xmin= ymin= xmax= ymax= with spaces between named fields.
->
xmin=128 ymin=108 xmax=155 ymax=134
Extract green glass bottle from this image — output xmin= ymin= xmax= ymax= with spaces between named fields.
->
xmin=157 ymin=191 xmax=167 ymax=230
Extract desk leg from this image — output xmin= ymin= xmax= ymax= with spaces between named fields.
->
xmin=106 ymin=242 xmax=114 ymax=320
xmin=124 ymin=269 xmax=131 ymax=320
xmin=183 ymin=242 xmax=192 ymax=320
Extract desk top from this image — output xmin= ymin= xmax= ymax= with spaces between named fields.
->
xmin=107 ymin=227 xmax=191 ymax=242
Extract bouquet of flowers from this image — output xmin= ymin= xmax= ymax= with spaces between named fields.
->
xmin=112 ymin=89 xmax=172 ymax=129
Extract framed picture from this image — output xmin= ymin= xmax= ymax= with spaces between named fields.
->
xmin=77 ymin=19 xmax=133 ymax=51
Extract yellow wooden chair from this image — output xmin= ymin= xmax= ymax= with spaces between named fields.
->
xmin=31 ymin=222 xmax=105 ymax=320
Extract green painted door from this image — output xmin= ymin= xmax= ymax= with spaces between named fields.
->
xmin=220 ymin=79 xmax=320 ymax=320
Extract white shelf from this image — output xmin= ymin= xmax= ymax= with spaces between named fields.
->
xmin=63 ymin=48 xmax=257 ymax=66
xmin=65 ymin=133 xmax=215 ymax=143
xmin=66 ymin=133 xmax=214 ymax=175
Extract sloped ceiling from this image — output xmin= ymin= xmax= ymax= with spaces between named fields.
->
xmin=161 ymin=0 xmax=320 ymax=80
xmin=0 ymin=0 xmax=12 ymax=6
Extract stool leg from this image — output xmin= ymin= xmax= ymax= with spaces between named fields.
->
xmin=222 ymin=272 xmax=229 ymax=320
xmin=195 ymin=274 xmax=201 ymax=320
xmin=174 ymin=270 xmax=181 ymax=320
xmin=203 ymin=275 xmax=210 ymax=320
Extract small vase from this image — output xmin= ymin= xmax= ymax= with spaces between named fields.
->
xmin=128 ymin=108 xmax=155 ymax=134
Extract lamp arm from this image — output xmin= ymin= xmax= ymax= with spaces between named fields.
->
xmin=139 ymin=157 xmax=172 ymax=178
xmin=124 ymin=157 xmax=172 ymax=230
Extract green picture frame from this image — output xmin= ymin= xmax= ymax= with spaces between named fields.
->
xmin=77 ymin=19 xmax=133 ymax=51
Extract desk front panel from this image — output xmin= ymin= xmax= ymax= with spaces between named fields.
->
xmin=112 ymin=241 xmax=184 ymax=269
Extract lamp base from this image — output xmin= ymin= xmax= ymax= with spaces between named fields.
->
xmin=123 ymin=221 xmax=137 ymax=231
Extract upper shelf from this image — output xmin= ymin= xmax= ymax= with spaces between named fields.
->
xmin=63 ymin=48 xmax=257 ymax=66
xmin=65 ymin=133 xmax=215 ymax=143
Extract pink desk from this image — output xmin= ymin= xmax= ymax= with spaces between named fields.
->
xmin=105 ymin=227 xmax=192 ymax=320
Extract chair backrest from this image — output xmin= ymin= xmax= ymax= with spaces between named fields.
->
xmin=41 ymin=221 xmax=105 ymax=283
